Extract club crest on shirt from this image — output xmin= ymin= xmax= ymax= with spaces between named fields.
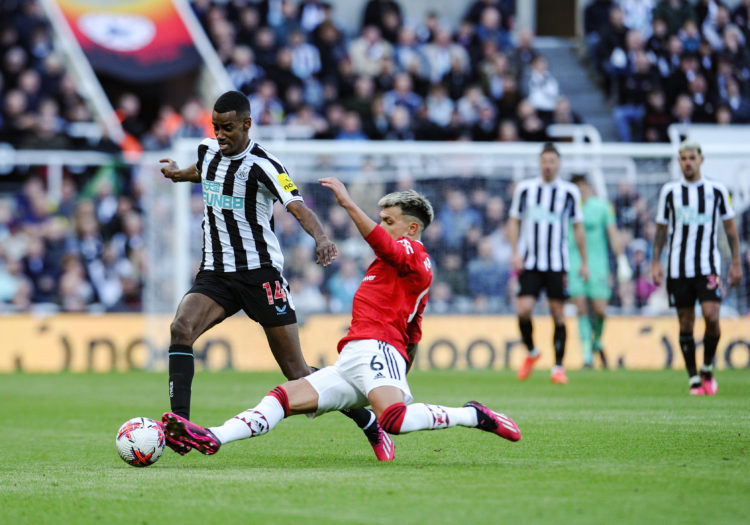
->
xmin=235 ymin=164 xmax=250 ymax=181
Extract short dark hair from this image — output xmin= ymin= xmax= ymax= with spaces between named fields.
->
xmin=570 ymin=173 xmax=588 ymax=185
xmin=541 ymin=142 xmax=559 ymax=156
xmin=214 ymin=91 xmax=250 ymax=118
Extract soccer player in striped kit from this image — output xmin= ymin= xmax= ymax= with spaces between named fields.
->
xmin=159 ymin=91 xmax=393 ymax=459
xmin=508 ymin=143 xmax=588 ymax=384
xmin=161 ymin=178 xmax=521 ymax=458
xmin=651 ymin=140 xmax=742 ymax=395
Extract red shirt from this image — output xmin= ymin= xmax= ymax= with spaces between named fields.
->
xmin=338 ymin=225 xmax=433 ymax=362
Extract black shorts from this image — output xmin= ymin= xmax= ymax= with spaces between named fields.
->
xmin=187 ymin=267 xmax=297 ymax=327
xmin=517 ymin=270 xmax=568 ymax=300
xmin=667 ymin=275 xmax=723 ymax=308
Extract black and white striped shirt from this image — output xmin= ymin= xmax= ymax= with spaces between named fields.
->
xmin=655 ymin=177 xmax=735 ymax=279
xmin=196 ymin=138 xmax=303 ymax=273
xmin=509 ymin=177 xmax=583 ymax=272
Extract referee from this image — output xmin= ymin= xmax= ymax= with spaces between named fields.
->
xmin=158 ymin=91 xmax=393 ymax=460
xmin=651 ymin=140 xmax=742 ymax=395
xmin=508 ymin=143 xmax=588 ymax=384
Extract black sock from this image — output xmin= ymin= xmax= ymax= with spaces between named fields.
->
xmin=168 ymin=344 xmax=194 ymax=420
xmin=679 ymin=333 xmax=697 ymax=378
xmin=703 ymin=333 xmax=720 ymax=370
xmin=340 ymin=408 xmax=376 ymax=430
xmin=553 ymin=323 xmax=566 ymax=366
xmin=519 ymin=318 xmax=534 ymax=351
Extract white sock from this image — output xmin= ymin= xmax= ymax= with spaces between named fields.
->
xmin=209 ymin=396 xmax=285 ymax=445
xmin=399 ymin=403 xmax=478 ymax=433
xmin=700 ymin=364 xmax=713 ymax=374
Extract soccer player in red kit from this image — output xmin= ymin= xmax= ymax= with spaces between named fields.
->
xmin=162 ymin=178 xmax=521 ymax=460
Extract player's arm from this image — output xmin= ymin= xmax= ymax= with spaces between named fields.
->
xmin=573 ymin=221 xmax=589 ymax=281
xmin=651 ymin=184 xmax=671 ymax=286
xmin=319 ymin=177 xmax=376 ymax=237
xmin=607 ymin=223 xmax=632 ymax=283
xmin=651 ymin=223 xmax=668 ymax=286
xmin=159 ymin=158 xmax=201 ymax=183
xmin=723 ymin=217 xmax=743 ymax=287
xmin=286 ymin=200 xmax=338 ymax=267
xmin=506 ymin=216 xmax=523 ymax=273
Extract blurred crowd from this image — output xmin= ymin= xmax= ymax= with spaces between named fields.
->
xmin=0 ymin=1 xmax=108 ymax=150
xmin=1 ymin=0 xmax=750 ymax=316
xmin=182 ymin=0 xmax=577 ymax=143
xmin=2 ymin=161 xmax=750 ymax=316
xmin=0 ymin=168 xmax=146 ymax=313
xmin=282 ymin=176 xmax=750 ymax=318
xmin=585 ymin=0 xmax=750 ymax=141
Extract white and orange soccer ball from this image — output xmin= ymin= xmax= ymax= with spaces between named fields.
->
xmin=115 ymin=417 xmax=165 ymax=467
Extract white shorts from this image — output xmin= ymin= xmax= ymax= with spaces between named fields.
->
xmin=305 ymin=339 xmax=413 ymax=416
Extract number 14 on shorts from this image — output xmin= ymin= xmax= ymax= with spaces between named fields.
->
xmin=262 ymin=281 xmax=287 ymax=304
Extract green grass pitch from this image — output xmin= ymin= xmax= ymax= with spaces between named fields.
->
xmin=1 ymin=369 xmax=748 ymax=525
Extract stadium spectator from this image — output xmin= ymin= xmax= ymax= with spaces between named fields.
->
xmin=475 ymin=5 xmax=513 ymax=53
xmin=653 ymin=0 xmax=696 ymax=35
xmin=422 ymin=27 xmax=470 ymax=84
xmin=721 ymin=77 xmax=750 ymax=123
xmin=642 ymin=89 xmax=671 ymax=141
xmin=613 ymin=50 xmax=660 ymax=141
xmin=393 ymin=26 xmax=428 ymax=79
xmin=584 ymin=0 xmax=617 ymax=59
xmin=382 ymin=73 xmax=422 ymax=117
xmin=526 ymin=55 xmax=559 ymax=122
xmin=349 ymin=26 xmax=393 ymax=77
xmin=425 ymin=83 xmax=455 ymax=127
xmin=467 ymin=236 xmax=510 ymax=310
xmin=327 ymin=256 xmax=362 ymax=313
xmin=552 ymin=96 xmax=583 ymax=125
xmin=226 ymin=45 xmax=265 ymax=95
xmin=362 ymin=0 xmax=402 ymax=38
xmin=702 ymin=4 xmax=737 ymax=51
xmin=336 ymin=110 xmax=369 ymax=140
xmin=595 ymin=4 xmax=629 ymax=97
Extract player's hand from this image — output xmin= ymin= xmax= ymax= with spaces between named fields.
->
xmin=727 ymin=260 xmax=743 ymax=288
xmin=319 ymin=177 xmax=353 ymax=208
xmin=315 ymin=237 xmax=338 ymax=267
xmin=616 ymin=254 xmax=633 ymax=284
xmin=651 ymin=261 xmax=664 ymax=286
xmin=511 ymin=253 xmax=524 ymax=274
xmin=579 ymin=262 xmax=589 ymax=282
xmin=159 ymin=158 xmax=180 ymax=181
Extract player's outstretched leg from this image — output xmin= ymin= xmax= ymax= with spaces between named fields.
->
xmin=340 ymin=408 xmax=394 ymax=461
xmin=375 ymin=400 xmax=521 ymax=443
xmin=162 ymin=413 xmax=221 ymax=455
xmin=464 ymin=401 xmax=522 ymax=442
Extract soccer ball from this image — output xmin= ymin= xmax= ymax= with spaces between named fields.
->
xmin=115 ymin=417 xmax=165 ymax=467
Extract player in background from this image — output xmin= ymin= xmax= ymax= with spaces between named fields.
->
xmin=159 ymin=91 xmax=393 ymax=460
xmin=507 ymin=143 xmax=588 ymax=384
xmin=567 ymin=174 xmax=631 ymax=369
xmin=651 ymin=140 xmax=742 ymax=395
xmin=161 ymin=178 xmax=521 ymax=458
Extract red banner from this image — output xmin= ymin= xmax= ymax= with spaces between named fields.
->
xmin=56 ymin=0 xmax=201 ymax=82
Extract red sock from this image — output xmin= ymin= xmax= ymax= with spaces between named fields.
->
xmin=268 ymin=386 xmax=289 ymax=417
xmin=378 ymin=402 xmax=406 ymax=434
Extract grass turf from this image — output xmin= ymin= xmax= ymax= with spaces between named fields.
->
xmin=1 ymin=369 xmax=748 ymax=525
